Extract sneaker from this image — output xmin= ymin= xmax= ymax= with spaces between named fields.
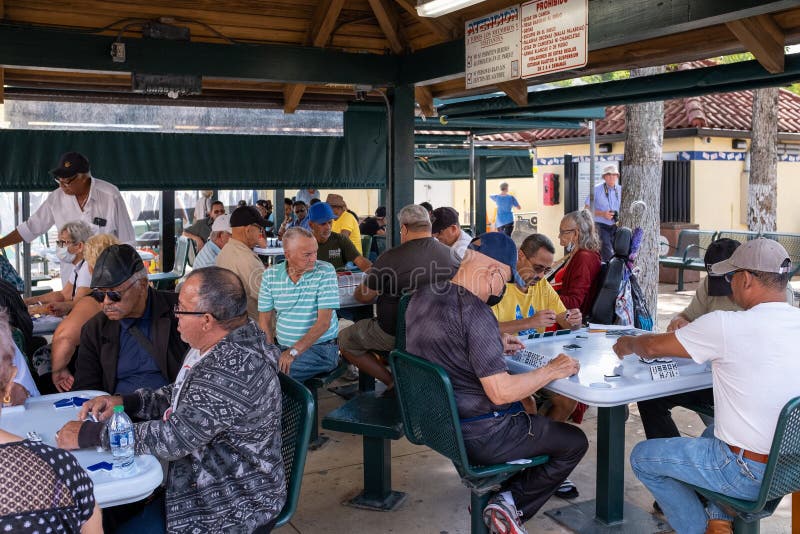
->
xmin=483 ymin=494 xmax=528 ymax=534
xmin=555 ymin=479 xmax=579 ymax=499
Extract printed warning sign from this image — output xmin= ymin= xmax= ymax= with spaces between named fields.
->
xmin=464 ymin=6 xmax=521 ymax=89
xmin=520 ymin=0 xmax=587 ymax=78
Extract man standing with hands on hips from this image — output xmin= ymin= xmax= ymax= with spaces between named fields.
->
xmin=585 ymin=164 xmax=621 ymax=262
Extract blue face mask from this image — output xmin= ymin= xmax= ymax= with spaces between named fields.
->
xmin=486 ymin=271 xmax=507 ymax=306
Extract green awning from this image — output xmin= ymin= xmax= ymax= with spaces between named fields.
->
xmin=415 ymin=156 xmax=532 ymax=180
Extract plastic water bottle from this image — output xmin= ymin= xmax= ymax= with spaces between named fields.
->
xmin=108 ymin=405 xmax=135 ymax=475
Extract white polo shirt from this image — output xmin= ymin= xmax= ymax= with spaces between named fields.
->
xmin=452 ymin=229 xmax=473 ymax=259
xmin=17 ymin=177 xmax=136 ymax=245
xmin=675 ymin=302 xmax=800 ymax=454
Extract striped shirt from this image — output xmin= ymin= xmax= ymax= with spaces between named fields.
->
xmin=258 ymin=260 xmax=340 ymax=347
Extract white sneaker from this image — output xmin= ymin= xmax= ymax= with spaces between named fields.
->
xmin=483 ymin=494 xmax=528 ymax=534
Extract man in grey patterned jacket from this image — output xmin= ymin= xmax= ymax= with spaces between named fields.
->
xmin=57 ymin=266 xmax=285 ymax=533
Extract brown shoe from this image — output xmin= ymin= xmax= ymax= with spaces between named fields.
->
xmin=705 ymin=519 xmax=732 ymax=534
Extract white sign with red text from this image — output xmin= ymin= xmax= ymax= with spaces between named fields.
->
xmin=465 ymin=6 xmax=521 ymax=89
xmin=520 ymin=0 xmax=587 ymax=78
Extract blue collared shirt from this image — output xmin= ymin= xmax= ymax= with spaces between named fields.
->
xmin=115 ymin=293 xmax=168 ymax=395
xmin=585 ymin=183 xmax=621 ymax=226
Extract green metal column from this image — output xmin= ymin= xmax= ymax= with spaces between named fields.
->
xmin=388 ymin=84 xmax=415 ymax=247
xmin=596 ymin=404 xmax=627 ymax=524
xmin=275 ymin=189 xmax=285 ymax=230
xmin=475 ymin=156 xmax=487 ymax=235
xmin=161 ymin=190 xmax=176 ymax=273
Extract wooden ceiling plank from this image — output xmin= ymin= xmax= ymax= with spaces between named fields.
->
xmin=726 ymin=15 xmax=785 ymax=73
xmin=496 ymin=79 xmax=528 ymax=107
xmin=368 ymin=0 xmax=406 ymax=54
xmin=414 ymin=85 xmax=435 ymax=117
xmin=283 ymin=83 xmax=306 ymax=113
xmin=393 ymin=0 xmax=458 ymax=41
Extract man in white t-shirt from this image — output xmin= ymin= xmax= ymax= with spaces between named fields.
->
xmin=614 ymin=238 xmax=799 ymax=534
xmin=431 ymin=206 xmax=473 ymax=259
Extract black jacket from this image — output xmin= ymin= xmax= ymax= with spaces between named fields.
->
xmin=73 ymin=288 xmax=187 ymax=394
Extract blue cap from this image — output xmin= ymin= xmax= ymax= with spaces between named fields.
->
xmin=308 ymin=202 xmax=335 ymax=224
xmin=468 ymin=232 xmax=521 ymax=284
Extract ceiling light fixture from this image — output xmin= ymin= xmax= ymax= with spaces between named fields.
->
xmin=416 ymin=0 xmax=487 ymax=18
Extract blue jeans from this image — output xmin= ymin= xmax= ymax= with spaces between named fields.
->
xmin=630 ymin=424 xmax=766 ymax=534
xmin=280 ymin=341 xmax=340 ymax=383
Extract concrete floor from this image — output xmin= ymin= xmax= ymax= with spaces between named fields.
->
xmin=277 ymin=280 xmax=795 ymax=534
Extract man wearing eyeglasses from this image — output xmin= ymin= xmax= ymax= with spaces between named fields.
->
xmin=215 ymin=205 xmax=268 ymax=321
xmin=72 ymin=244 xmax=186 ymax=395
xmin=0 ymin=152 xmax=136 ymax=251
xmin=183 ymin=200 xmax=226 ymax=252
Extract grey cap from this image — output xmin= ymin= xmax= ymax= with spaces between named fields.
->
xmin=90 ymin=244 xmax=145 ymax=288
xmin=710 ymin=237 xmax=791 ymax=276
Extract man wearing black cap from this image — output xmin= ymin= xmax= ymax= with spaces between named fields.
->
xmin=0 ymin=153 xmax=136 ymax=264
xmin=73 ymin=244 xmax=186 ymax=394
xmin=431 ymin=206 xmax=473 ymax=259
xmin=215 ymin=206 xmax=268 ymax=320
xmin=405 ymin=232 xmax=587 ymax=533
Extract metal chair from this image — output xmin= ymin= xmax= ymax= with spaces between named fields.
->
xmin=148 ymin=236 xmax=193 ymax=290
xmin=390 ymin=349 xmax=549 ymax=534
xmin=689 ymin=396 xmax=800 ymax=534
xmin=360 ymin=234 xmax=373 ymax=258
xmin=274 ymin=372 xmax=315 ymax=528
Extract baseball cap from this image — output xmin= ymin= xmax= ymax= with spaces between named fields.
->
xmin=230 ymin=206 xmax=269 ymax=228
xmin=51 ymin=152 xmax=90 ymax=178
xmin=308 ymin=202 xmax=335 ymax=224
xmin=468 ymin=232 xmax=519 ymax=284
xmin=375 ymin=206 xmax=387 ymax=218
xmin=91 ymin=244 xmax=145 ymax=289
xmin=602 ymin=164 xmax=619 ymax=175
xmin=325 ymin=194 xmax=346 ymax=208
xmin=211 ymin=214 xmax=232 ymax=234
xmin=704 ymin=238 xmax=740 ymax=296
xmin=710 ymin=237 xmax=791 ymax=276
xmin=431 ymin=207 xmax=460 ymax=234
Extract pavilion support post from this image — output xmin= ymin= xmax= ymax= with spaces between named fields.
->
xmin=21 ymin=191 xmax=31 ymax=298
xmin=475 ymin=156 xmax=486 ymax=235
xmin=161 ymin=190 xmax=176 ymax=273
xmin=388 ymin=84 xmax=415 ymax=247
xmin=275 ymin=189 xmax=285 ymax=229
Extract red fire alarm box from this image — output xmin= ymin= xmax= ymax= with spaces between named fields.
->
xmin=543 ymin=172 xmax=559 ymax=205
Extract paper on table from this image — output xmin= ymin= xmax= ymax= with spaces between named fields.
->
xmin=588 ymin=323 xmax=636 ymax=331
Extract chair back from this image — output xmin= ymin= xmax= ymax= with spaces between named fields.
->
xmin=172 ymin=236 xmax=191 ymax=276
xmin=590 ymin=227 xmax=632 ymax=324
xmin=274 ymin=372 xmax=314 ymax=528
xmin=390 ymin=349 xmax=472 ymax=477
xmin=373 ymin=235 xmax=387 ymax=255
xmin=758 ymin=396 xmax=800 ymax=505
xmin=361 ymin=235 xmax=373 ymax=257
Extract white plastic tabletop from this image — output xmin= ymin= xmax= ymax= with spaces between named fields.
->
xmin=505 ymin=328 xmax=712 ymax=407
xmin=254 ymin=246 xmax=285 ymax=256
xmin=0 ymin=391 xmax=163 ymax=508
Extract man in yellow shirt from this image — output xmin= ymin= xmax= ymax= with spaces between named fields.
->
xmin=326 ymin=194 xmax=363 ymax=255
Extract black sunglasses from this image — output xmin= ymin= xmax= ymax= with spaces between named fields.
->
xmin=90 ymin=277 xmax=140 ymax=303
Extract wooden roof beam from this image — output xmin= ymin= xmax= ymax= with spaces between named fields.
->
xmin=284 ymin=0 xmax=346 ymax=113
xmin=415 ymin=85 xmax=435 ymax=117
xmin=497 ymin=79 xmax=528 ymax=107
xmin=726 ymin=15 xmax=786 ymax=73
xmin=393 ymin=0 xmax=460 ymax=42
xmin=368 ymin=0 xmax=407 ymax=54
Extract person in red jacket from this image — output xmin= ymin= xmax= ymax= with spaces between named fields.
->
xmin=549 ymin=210 xmax=602 ymax=317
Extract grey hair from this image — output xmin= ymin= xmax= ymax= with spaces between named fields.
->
xmin=184 ymin=267 xmax=248 ymax=330
xmin=60 ymin=220 xmax=93 ymax=244
xmin=398 ymin=204 xmax=432 ymax=232
xmin=283 ymin=227 xmax=315 ymax=248
xmin=500 ymin=182 xmax=509 ymax=191
xmin=563 ymin=210 xmax=601 ymax=252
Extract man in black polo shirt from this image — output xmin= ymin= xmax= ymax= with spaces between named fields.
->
xmin=338 ymin=204 xmax=459 ymax=389
xmin=308 ymin=201 xmax=371 ymax=272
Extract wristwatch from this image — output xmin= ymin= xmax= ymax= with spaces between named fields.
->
xmin=289 ymin=347 xmax=299 ymax=358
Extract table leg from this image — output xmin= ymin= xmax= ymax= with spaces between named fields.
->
xmin=596 ymin=404 xmax=626 ymax=525
xmin=346 ymin=436 xmax=406 ymax=511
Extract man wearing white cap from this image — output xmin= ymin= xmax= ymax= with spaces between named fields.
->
xmin=193 ymin=214 xmax=232 ymax=269
xmin=614 ymin=238 xmax=799 ymax=534
xmin=584 ymin=164 xmax=621 ymax=261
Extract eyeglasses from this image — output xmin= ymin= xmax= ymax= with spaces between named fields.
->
xmin=53 ymin=175 xmax=79 ymax=185
xmin=173 ymin=304 xmax=215 ymax=318
xmin=558 ymin=228 xmax=577 ymax=236
xmin=532 ymin=264 xmax=553 ymax=275
xmin=723 ymin=269 xmax=758 ymax=283
xmin=250 ymin=224 xmax=266 ymax=235
xmin=90 ymin=277 xmax=140 ymax=303
xmin=55 ymin=240 xmax=76 ymax=247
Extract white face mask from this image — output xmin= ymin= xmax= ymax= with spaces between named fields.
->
xmin=565 ymin=242 xmax=576 ymax=253
xmin=56 ymin=246 xmax=76 ymax=264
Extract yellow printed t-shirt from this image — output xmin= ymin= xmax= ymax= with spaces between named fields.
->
xmin=332 ymin=211 xmax=363 ymax=255
xmin=491 ymin=279 xmax=566 ymax=336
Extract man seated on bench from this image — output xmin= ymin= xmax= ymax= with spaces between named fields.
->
xmin=406 ymin=232 xmax=588 ymax=534
xmin=338 ymin=204 xmax=459 ymax=391
xmin=258 ymin=227 xmax=340 ymax=383
xmin=616 ymin=238 xmax=800 ymax=534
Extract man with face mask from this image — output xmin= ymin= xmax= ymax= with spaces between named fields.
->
xmin=405 ymin=232 xmax=588 ymax=534
xmin=215 ymin=206 xmax=268 ymax=321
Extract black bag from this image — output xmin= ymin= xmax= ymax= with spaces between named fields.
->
xmin=629 ymin=273 xmax=654 ymax=331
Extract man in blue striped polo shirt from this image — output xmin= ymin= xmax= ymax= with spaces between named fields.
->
xmin=257 ymin=227 xmax=340 ymax=382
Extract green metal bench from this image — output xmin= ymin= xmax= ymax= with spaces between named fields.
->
xmin=659 ymin=229 xmax=717 ymax=291
xmin=148 ymin=236 xmax=193 ymax=290
xmin=716 ymin=229 xmax=760 ymax=243
xmin=390 ymin=349 xmax=550 ymax=534
xmin=762 ymin=232 xmax=800 ymax=277
xmin=274 ymin=372 xmax=315 ymax=529
xmin=688 ymin=396 xmax=800 ymax=534
xmin=303 ymin=358 xmax=348 ymax=450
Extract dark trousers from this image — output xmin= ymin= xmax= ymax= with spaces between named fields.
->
xmin=497 ymin=222 xmax=514 ymax=236
xmin=464 ymin=413 xmax=588 ymax=520
xmin=597 ymin=223 xmax=617 ymax=262
xmin=637 ymin=388 xmax=714 ymax=439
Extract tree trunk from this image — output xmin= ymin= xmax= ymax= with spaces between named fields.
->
xmin=748 ymin=87 xmax=779 ymax=232
xmin=622 ymin=66 xmax=665 ymax=322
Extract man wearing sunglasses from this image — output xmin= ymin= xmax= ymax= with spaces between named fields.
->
xmin=617 ymin=238 xmax=799 ymax=534
xmin=183 ymin=199 xmax=226 ymax=252
xmin=72 ymin=244 xmax=186 ymax=395
xmin=0 ymin=152 xmax=135 ymax=250
xmin=215 ymin=205 xmax=269 ymax=321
